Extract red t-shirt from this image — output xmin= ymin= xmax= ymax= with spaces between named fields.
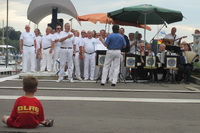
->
xmin=7 ymin=96 xmax=45 ymax=128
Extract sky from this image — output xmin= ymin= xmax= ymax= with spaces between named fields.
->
xmin=0 ymin=0 xmax=200 ymax=43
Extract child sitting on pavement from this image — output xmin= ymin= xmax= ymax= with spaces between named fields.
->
xmin=2 ymin=76 xmax=54 ymax=128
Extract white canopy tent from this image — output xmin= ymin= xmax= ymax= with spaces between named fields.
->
xmin=27 ymin=0 xmax=80 ymax=24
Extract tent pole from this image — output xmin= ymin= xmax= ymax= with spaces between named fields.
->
xmin=144 ymin=13 xmax=147 ymax=44
xmin=105 ymin=19 xmax=108 ymax=33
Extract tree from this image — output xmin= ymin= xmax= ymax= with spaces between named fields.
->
xmin=0 ymin=26 xmax=21 ymax=52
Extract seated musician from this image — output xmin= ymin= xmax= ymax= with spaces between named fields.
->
xmin=163 ymin=27 xmax=183 ymax=46
xmin=177 ymin=43 xmax=199 ymax=84
xmin=132 ymin=43 xmax=148 ymax=80
xmin=179 ymin=41 xmax=187 ymax=50
xmin=136 ymin=33 xmax=145 ymax=51
xmin=145 ymin=43 xmax=155 ymax=56
xmin=145 ymin=43 xmax=157 ymax=81
xmin=155 ymin=43 xmax=170 ymax=81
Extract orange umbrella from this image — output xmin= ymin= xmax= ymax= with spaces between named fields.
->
xmin=77 ymin=13 xmax=151 ymax=31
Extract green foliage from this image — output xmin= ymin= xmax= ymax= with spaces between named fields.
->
xmin=193 ymin=62 xmax=200 ymax=68
xmin=192 ymin=62 xmax=200 ymax=75
xmin=0 ymin=26 xmax=21 ymax=52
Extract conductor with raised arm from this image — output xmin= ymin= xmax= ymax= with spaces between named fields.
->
xmin=99 ymin=25 xmax=126 ymax=86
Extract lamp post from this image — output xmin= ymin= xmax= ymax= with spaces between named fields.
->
xmin=1 ymin=20 xmax=4 ymax=45
xmin=5 ymin=0 xmax=9 ymax=68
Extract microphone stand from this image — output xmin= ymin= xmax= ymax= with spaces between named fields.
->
xmin=150 ymin=23 xmax=167 ymax=43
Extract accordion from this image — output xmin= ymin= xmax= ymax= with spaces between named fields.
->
xmin=184 ymin=51 xmax=197 ymax=64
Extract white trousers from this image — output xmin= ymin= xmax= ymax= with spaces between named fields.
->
xmin=101 ymin=50 xmax=121 ymax=84
xmin=22 ymin=46 xmax=35 ymax=72
xmin=79 ymin=59 xmax=84 ymax=78
xmin=53 ymin=46 xmax=60 ymax=71
xmin=41 ymin=48 xmax=53 ymax=71
xmin=109 ymin=54 xmax=127 ymax=80
xmin=35 ymin=58 xmax=41 ymax=71
xmin=108 ymin=61 xmax=114 ymax=80
xmin=84 ymin=53 xmax=95 ymax=80
xmin=59 ymin=49 xmax=73 ymax=80
xmin=73 ymin=52 xmax=81 ymax=78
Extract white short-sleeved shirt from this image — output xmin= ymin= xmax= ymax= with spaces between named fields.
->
xmin=60 ymin=31 xmax=75 ymax=47
xmin=74 ymin=37 xmax=82 ymax=52
xmin=79 ymin=37 xmax=85 ymax=47
xmin=20 ymin=32 xmax=36 ymax=46
xmin=129 ymin=40 xmax=137 ymax=53
xmin=42 ymin=34 xmax=55 ymax=48
xmin=164 ymin=34 xmax=179 ymax=46
xmin=54 ymin=32 xmax=62 ymax=47
xmin=96 ymin=38 xmax=107 ymax=50
xmin=36 ymin=36 xmax=42 ymax=50
xmin=82 ymin=38 xmax=97 ymax=53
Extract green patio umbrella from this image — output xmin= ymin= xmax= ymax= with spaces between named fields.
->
xmin=108 ymin=4 xmax=183 ymax=42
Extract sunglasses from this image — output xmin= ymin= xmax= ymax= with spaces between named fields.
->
xmin=81 ymin=32 xmax=86 ymax=33
xmin=57 ymin=28 xmax=61 ymax=29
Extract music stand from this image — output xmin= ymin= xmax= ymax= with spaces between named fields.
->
xmin=144 ymin=56 xmax=157 ymax=69
xmin=143 ymin=56 xmax=157 ymax=82
xmin=166 ymin=46 xmax=181 ymax=54
xmin=125 ymin=54 xmax=138 ymax=82
xmin=95 ymin=50 xmax=106 ymax=83
xmin=164 ymin=55 xmax=179 ymax=83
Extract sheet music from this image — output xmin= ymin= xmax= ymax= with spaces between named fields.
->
xmin=96 ymin=43 xmax=108 ymax=50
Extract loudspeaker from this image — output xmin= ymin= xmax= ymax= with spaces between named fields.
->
xmin=151 ymin=39 xmax=158 ymax=55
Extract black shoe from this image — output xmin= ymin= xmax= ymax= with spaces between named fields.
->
xmin=111 ymin=84 xmax=116 ymax=86
xmin=185 ymin=81 xmax=190 ymax=84
xmin=44 ymin=119 xmax=54 ymax=127
xmin=152 ymin=80 xmax=158 ymax=83
xmin=158 ymin=78 xmax=165 ymax=82
xmin=101 ymin=83 xmax=105 ymax=86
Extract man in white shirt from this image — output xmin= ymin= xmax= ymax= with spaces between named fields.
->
xmin=129 ymin=33 xmax=137 ymax=54
xmin=34 ymin=28 xmax=42 ymax=71
xmin=72 ymin=30 xmax=82 ymax=81
xmin=95 ymin=30 xmax=107 ymax=80
xmin=156 ymin=43 xmax=170 ymax=81
xmin=79 ymin=30 xmax=87 ymax=78
xmin=163 ymin=27 xmax=181 ymax=46
xmin=57 ymin=23 xmax=76 ymax=82
xmin=136 ymin=33 xmax=145 ymax=50
xmin=40 ymin=27 xmax=55 ymax=72
xmin=82 ymin=31 xmax=97 ymax=80
xmin=19 ymin=25 xmax=36 ymax=73
xmin=53 ymin=25 xmax=62 ymax=71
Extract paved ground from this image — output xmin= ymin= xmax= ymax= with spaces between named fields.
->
xmin=1 ymin=75 xmax=200 ymax=133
